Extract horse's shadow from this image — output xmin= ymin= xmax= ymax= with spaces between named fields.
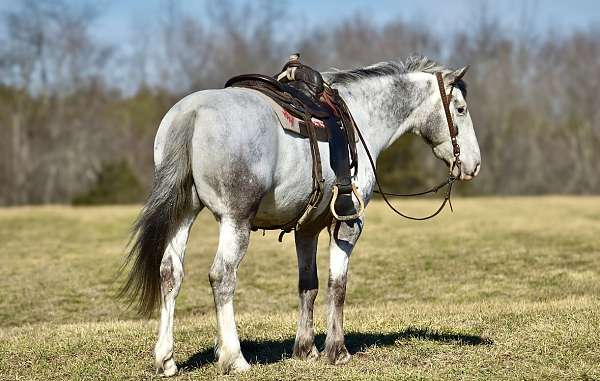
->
xmin=178 ymin=327 xmax=493 ymax=371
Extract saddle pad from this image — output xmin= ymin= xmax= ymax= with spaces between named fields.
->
xmin=252 ymin=91 xmax=330 ymax=142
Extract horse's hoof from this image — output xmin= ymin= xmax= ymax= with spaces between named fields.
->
xmin=231 ymin=356 xmax=251 ymax=372
xmin=324 ymin=342 xmax=351 ymax=365
xmin=162 ymin=359 xmax=178 ymax=377
xmin=307 ymin=345 xmax=320 ymax=361
xmin=293 ymin=342 xmax=320 ymax=361
xmin=333 ymin=350 xmax=351 ymax=365
xmin=155 ymin=357 xmax=178 ymax=377
xmin=218 ymin=352 xmax=251 ymax=374
xmin=155 ymin=347 xmax=178 ymax=377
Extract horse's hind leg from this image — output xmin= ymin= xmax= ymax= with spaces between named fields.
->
xmin=209 ymin=217 xmax=252 ymax=373
xmin=292 ymin=230 xmax=320 ymax=360
xmin=154 ymin=202 xmax=202 ymax=376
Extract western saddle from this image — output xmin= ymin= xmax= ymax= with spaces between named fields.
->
xmin=225 ymin=54 xmax=364 ymax=237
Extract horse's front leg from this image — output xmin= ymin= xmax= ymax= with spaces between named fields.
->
xmin=292 ymin=230 xmax=320 ymax=360
xmin=209 ymin=218 xmax=252 ymax=374
xmin=324 ymin=218 xmax=363 ymax=364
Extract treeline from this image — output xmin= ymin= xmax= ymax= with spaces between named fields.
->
xmin=1 ymin=0 xmax=599 ymax=205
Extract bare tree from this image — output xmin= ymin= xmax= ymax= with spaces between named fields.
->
xmin=1 ymin=0 xmax=599 ymax=205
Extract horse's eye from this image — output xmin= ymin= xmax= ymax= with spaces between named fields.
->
xmin=457 ymin=106 xmax=466 ymax=115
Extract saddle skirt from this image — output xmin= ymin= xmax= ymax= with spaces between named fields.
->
xmin=252 ymin=91 xmax=330 ymax=141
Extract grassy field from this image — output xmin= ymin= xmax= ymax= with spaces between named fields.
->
xmin=0 ymin=197 xmax=599 ymax=380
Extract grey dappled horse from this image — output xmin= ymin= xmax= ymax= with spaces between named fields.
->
xmin=121 ymin=56 xmax=481 ymax=375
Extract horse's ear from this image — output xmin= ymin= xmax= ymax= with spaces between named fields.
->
xmin=444 ymin=65 xmax=470 ymax=84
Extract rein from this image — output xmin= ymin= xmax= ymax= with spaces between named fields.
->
xmin=351 ymin=71 xmax=463 ymax=220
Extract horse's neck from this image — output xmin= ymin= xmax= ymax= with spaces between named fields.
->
xmin=333 ymin=73 xmax=430 ymax=161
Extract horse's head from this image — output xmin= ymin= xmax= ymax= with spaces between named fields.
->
xmin=415 ymin=67 xmax=481 ymax=181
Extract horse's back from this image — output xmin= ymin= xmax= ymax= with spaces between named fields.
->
xmin=155 ymin=88 xmax=276 ymax=163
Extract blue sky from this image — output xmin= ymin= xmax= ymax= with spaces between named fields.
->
xmin=91 ymin=0 xmax=599 ymax=43
xmin=1 ymin=0 xmax=599 ymax=45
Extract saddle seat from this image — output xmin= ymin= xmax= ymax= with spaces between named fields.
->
xmin=224 ymin=73 xmax=332 ymax=121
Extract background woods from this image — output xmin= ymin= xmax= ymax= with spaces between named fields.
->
xmin=1 ymin=1 xmax=599 ymax=205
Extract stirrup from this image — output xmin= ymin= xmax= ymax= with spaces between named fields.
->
xmin=330 ymin=183 xmax=365 ymax=221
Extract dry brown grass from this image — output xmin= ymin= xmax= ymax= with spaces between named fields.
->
xmin=1 ymin=197 xmax=599 ymax=380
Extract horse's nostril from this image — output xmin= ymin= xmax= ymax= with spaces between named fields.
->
xmin=473 ymin=162 xmax=481 ymax=177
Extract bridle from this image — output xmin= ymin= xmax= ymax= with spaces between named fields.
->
xmin=436 ymin=71 xmax=462 ymax=178
xmin=353 ymin=69 xmax=467 ymax=220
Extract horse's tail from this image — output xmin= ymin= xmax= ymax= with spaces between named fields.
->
xmin=119 ymin=110 xmax=197 ymax=317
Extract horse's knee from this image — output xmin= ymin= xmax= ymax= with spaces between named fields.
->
xmin=209 ymin=261 xmax=237 ymax=304
xmin=160 ymin=256 xmax=182 ymax=296
xmin=208 ymin=265 xmax=223 ymax=286
xmin=208 ymin=262 xmax=227 ymax=288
